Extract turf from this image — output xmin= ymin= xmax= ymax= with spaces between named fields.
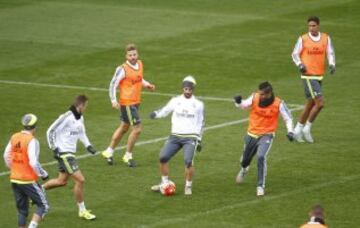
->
xmin=0 ymin=0 xmax=359 ymax=227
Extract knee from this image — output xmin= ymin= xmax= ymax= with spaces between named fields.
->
xmin=18 ymin=208 xmax=28 ymax=218
xmin=316 ymin=102 xmax=324 ymax=110
xmin=77 ymin=177 xmax=85 ymax=185
xmin=36 ymin=204 xmax=50 ymax=218
xmin=133 ymin=126 xmax=142 ymax=135
xmin=184 ymin=159 xmax=193 ymax=168
xmin=159 ymin=155 xmax=170 ymax=164
xmin=257 ymin=155 xmax=265 ymax=163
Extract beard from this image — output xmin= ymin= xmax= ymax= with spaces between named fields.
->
xmin=259 ymin=94 xmax=275 ymax=107
xmin=184 ymin=92 xmax=192 ymax=98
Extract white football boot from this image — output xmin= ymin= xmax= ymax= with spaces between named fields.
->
xmin=151 ymin=184 xmax=161 ymax=192
xmin=184 ymin=186 xmax=192 ymax=196
xmin=256 ymin=186 xmax=265 ymax=197
xmin=235 ymin=166 xmax=249 ymax=184
xmin=302 ymin=126 xmax=314 ymax=143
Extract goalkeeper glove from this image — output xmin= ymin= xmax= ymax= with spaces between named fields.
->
xmin=149 ymin=111 xmax=156 ymax=119
xmin=298 ymin=63 xmax=307 ymax=74
xmin=196 ymin=140 xmax=202 ymax=152
xmin=286 ymin=132 xmax=295 ymax=142
xmin=329 ymin=64 xmax=336 ymax=74
xmin=41 ymin=170 xmax=49 ymax=181
xmin=86 ymin=145 xmax=97 ymax=154
xmin=233 ymin=95 xmax=242 ymax=104
xmin=53 ymin=148 xmax=60 ymax=160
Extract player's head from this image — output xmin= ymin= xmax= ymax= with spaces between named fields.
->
xmin=307 ymin=16 xmax=320 ymax=36
xmin=309 ymin=204 xmax=326 ymax=225
xmin=125 ymin=43 xmax=138 ymax=65
xmin=258 ymin=81 xmax=275 ymax=107
xmin=22 ymin=113 xmax=37 ymax=131
xmin=73 ymin=94 xmax=88 ymax=114
xmin=182 ymin=75 xmax=196 ymax=99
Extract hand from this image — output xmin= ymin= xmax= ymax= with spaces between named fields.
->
xmin=233 ymin=95 xmax=242 ymax=104
xmin=329 ymin=64 xmax=336 ymax=74
xmin=196 ymin=140 xmax=202 ymax=152
xmin=286 ymin=132 xmax=295 ymax=142
xmin=112 ymin=102 xmax=120 ymax=110
xmin=53 ymin=148 xmax=60 ymax=160
xmin=298 ymin=63 xmax=307 ymax=74
xmin=147 ymin=84 xmax=156 ymax=92
xmin=149 ymin=111 xmax=156 ymax=119
xmin=87 ymin=145 xmax=97 ymax=154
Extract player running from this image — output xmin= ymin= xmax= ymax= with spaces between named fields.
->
xmin=234 ymin=82 xmax=294 ymax=196
xmin=43 ymin=95 xmax=97 ymax=220
xmin=101 ymin=43 xmax=155 ymax=167
xmin=291 ymin=16 xmax=336 ymax=143
xmin=150 ymin=76 xmax=205 ymax=195
xmin=3 ymin=114 xmax=49 ymax=228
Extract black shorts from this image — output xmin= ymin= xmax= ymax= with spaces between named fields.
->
xmin=120 ymin=104 xmax=141 ymax=125
xmin=58 ymin=153 xmax=79 ymax=174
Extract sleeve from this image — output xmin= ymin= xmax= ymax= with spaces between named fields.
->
xmin=235 ymin=94 xmax=254 ymax=110
xmin=3 ymin=141 xmax=12 ymax=169
xmin=28 ymin=139 xmax=48 ymax=178
xmin=79 ymin=118 xmax=91 ymax=148
xmin=109 ymin=66 xmax=125 ymax=103
xmin=327 ymin=36 xmax=336 ymax=66
xmin=142 ymin=79 xmax=151 ymax=88
xmin=198 ymin=102 xmax=205 ymax=140
xmin=291 ymin=37 xmax=303 ymax=66
xmin=154 ymin=97 xmax=176 ymax=118
xmin=279 ymin=101 xmax=294 ymax=133
xmin=46 ymin=113 xmax=69 ymax=150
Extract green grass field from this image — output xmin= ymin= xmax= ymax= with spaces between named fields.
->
xmin=1 ymin=0 xmax=360 ymax=227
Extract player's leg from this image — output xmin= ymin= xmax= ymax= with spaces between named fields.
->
xmin=11 ymin=183 xmax=29 ymax=228
xmin=236 ymin=134 xmax=258 ymax=184
xmin=256 ymin=134 xmax=274 ymax=196
xmin=26 ymin=183 xmax=49 ymax=228
xmin=151 ymin=136 xmax=181 ymax=192
xmin=302 ymin=80 xmax=324 ymax=143
xmin=123 ymin=105 xmax=142 ymax=167
xmin=182 ymin=138 xmax=197 ymax=195
xmin=43 ymin=154 xmax=73 ymax=190
xmin=101 ymin=121 xmax=130 ymax=164
xmin=72 ymin=170 xmax=96 ymax=220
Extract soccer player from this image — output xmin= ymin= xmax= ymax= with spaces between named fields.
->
xmin=150 ymin=76 xmax=204 ymax=195
xmin=300 ymin=204 xmax=327 ymax=228
xmin=101 ymin=43 xmax=155 ymax=167
xmin=234 ymin=82 xmax=294 ymax=196
xmin=3 ymin=114 xmax=49 ymax=228
xmin=43 ymin=95 xmax=97 ymax=220
xmin=291 ymin=16 xmax=336 ymax=143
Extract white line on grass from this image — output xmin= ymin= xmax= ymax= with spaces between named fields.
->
xmin=0 ymin=105 xmax=304 ymax=177
xmin=140 ymin=174 xmax=360 ymax=228
xmin=0 ymin=80 xmax=301 ymax=105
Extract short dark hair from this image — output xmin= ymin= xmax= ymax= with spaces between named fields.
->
xmin=125 ymin=43 xmax=137 ymax=53
xmin=311 ymin=204 xmax=325 ymax=224
xmin=73 ymin=95 xmax=88 ymax=107
xmin=308 ymin=16 xmax=320 ymax=25
xmin=258 ymin=81 xmax=273 ymax=93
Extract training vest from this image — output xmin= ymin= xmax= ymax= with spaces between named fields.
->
xmin=300 ymin=33 xmax=328 ymax=76
xmin=119 ymin=60 xmax=144 ymax=105
xmin=9 ymin=132 xmax=38 ymax=183
xmin=248 ymin=93 xmax=281 ymax=135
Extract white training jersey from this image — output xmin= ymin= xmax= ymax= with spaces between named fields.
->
xmin=47 ymin=111 xmax=91 ymax=153
xmin=154 ymin=95 xmax=205 ymax=140
xmin=3 ymin=130 xmax=48 ymax=178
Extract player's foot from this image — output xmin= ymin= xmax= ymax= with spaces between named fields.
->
xmin=184 ymin=186 xmax=192 ymax=196
xmin=101 ymin=150 xmax=114 ymax=165
xmin=294 ymin=132 xmax=305 ymax=143
xmin=235 ymin=166 xmax=249 ymax=184
xmin=122 ymin=156 xmax=136 ymax=167
xmin=302 ymin=128 xmax=314 ymax=143
xmin=79 ymin=210 xmax=96 ymax=220
xmin=151 ymin=184 xmax=161 ymax=192
xmin=256 ymin=186 xmax=265 ymax=197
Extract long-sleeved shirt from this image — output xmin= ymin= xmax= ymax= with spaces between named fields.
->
xmin=3 ymin=130 xmax=48 ymax=178
xmin=291 ymin=32 xmax=335 ymax=67
xmin=154 ymin=95 xmax=205 ymax=140
xmin=109 ymin=60 xmax=150 ymax=103
xmin=47 ymin=111 xmax=91 ymax=153
xmin=235 ymin=94 xmax=294 ymax=133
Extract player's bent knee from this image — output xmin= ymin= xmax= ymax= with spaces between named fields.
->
xmin=159 ymin=156 xmax=170 ymax=164
xmin=185 ymin=160 xmax=193 ymax=168
xmin=36 ymin=204 xmax=49 ymax=218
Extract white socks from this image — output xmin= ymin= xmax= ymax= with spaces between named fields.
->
xmin=106 ymin=147 xmax=114 ymax=156
xmin=161 ymin=176 xmax=169 ymax=183
xmin=78 ymin=201 xmax=86 ymax=213
xmin=294 ymin=122 xmax=304 ymax=134
xmin=124 ymin=151 xmax=133 ymax=160
xmin=28 ymin=221 xmax=38 ymax=228
xmin=186 ymin=180 xmax=192 ymax=188
xmin=303 ymin=121 xmax=312 ymax=132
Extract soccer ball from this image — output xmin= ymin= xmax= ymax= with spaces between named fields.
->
xmin=160 ymin=181 xmax=176 ymax=196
